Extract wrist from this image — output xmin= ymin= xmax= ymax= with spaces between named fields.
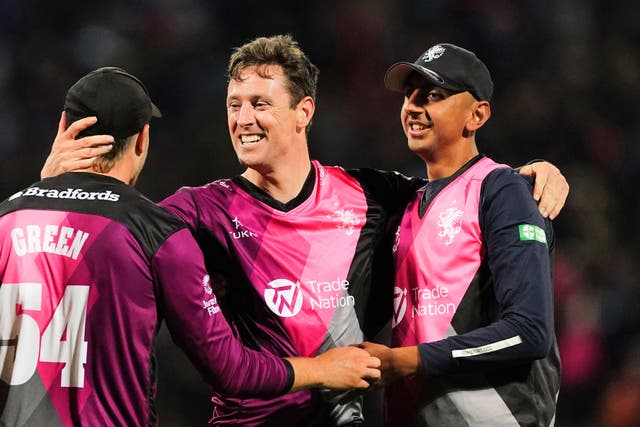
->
xmin=391 ymin=346 xmax=421 ymax=377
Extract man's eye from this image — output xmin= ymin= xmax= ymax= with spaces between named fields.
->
xmin=427 ymin=92 xmax=444 ymax=102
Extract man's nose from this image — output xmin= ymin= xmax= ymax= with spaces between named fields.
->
xmin=237 ymin=103 xmax=255 ymax=126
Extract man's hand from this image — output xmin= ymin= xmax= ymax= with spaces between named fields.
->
xmin=41 ymin=112 xmax=114 ymax=179
xmin=519 ymin=161 xmax=569 ymax=220
xmin=356 ymin=342 xmax=420 ymax=386
xmin=286 ymin=346 xmax=381 ymax=391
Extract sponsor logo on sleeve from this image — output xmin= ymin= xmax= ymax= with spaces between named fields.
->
xmin=518 ymin=224 xmax=547 ymax=245
xmin=201 ymin=274 xmax=220 ymax=316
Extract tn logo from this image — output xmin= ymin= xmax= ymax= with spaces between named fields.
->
xmin=392 ymin=286 xmax=407 ymax=328
xmin=264 ymin=279 xmax=303 ymax=317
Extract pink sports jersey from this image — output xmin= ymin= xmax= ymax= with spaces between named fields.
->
xmin=386 ymin=155 xmax=560 ymax=427
xmin=0 ymin=173 xmax=292 ymax=427
xmin=390 ymin=157 xmax=506 ymax=422
xmin=392 ymin=157 xmax=505 ymax=344
xmin=161 ymin=160 xmax=422 ymax=426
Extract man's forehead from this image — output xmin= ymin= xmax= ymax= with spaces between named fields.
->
xmin=226 ymin=66 xmax=291 ymax=99
xmin=236 ymin=64 xmax=284 ymax=80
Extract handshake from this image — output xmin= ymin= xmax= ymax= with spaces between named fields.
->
xmin=287 ymin=342 xmax=413 ymax=392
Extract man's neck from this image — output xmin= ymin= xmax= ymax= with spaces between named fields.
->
xmin=75 ymin=165 xmax=131 ymax=185
xmin=423 ymin=143 xmax=479 ymax=181
xmin=242 ymin=160 xmax=313 ymax=204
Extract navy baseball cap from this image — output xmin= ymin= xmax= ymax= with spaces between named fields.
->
xmin=384 ymin=43 xmax=493 ymax=101
xmin=64 ymin=67 xmax=161 ymax=139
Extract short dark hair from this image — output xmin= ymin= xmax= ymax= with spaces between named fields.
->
xmin=227 ymin=34 xmax=320 ymax=131
xmin=91 ymin=135 xmax=135 ymax=173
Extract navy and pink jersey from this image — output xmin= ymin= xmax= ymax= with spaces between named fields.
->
xmin=0 ymin=172 xmax=292 ymax=427
xmin=389 ymin=156 xmax=560 ymax=426
xmin=160 ymin=160 xmax=422 ymax=426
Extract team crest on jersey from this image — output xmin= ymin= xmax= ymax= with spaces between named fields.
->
xmin=392 ymin=286 xmax=408 ymax=327
xmin=264 ymin=279 xmax=303 ymax=317
xmin=330 ymin=209 xmax=362 ymax=236
xmin=437 ymin=206 xmax=463 ymax=245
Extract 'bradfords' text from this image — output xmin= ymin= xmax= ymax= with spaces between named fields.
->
xmin=10 ymin=187 xmax=120 ymax=202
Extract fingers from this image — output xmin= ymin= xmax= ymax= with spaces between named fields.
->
xmin=534 ymin=165 xmax=568 ymax=220
xmin=71 ymin=139 xmax=114 ymax=158
xmin=541 ymin=177 xmax=569 ymax=220
xmin=352 ymin=368 xmax=381 ymax=390
xmin=368 ymin=355 xmax=381 ymax=368
xmin=57 ymin=111 xmax=66 ymax=136
xmin=62 ymin=116 xmax=99 ymax=140
xmin=519 ymin=162 xmax=570 ymax=220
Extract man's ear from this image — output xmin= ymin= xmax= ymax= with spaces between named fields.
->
xmin=466 ymin=101 xmax=491 ymax=133
xmin=295 ymin=96 xmax=315 ymax=132
xmin=135 ymin=124 xmax=150 ymax=156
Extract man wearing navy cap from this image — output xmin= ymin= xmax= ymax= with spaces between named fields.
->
xmin=358 ymin=43 xmax=560 ymax=426
xmin=0 ymin=67 xmax=382 ymax=427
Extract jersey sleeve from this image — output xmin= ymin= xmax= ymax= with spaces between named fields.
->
xmin=347 ymin=168 xmax=425 ymax=215
xmin=157 ymin=187 xmax=200 ymax=233
xmin=418 ymin=168 xmax=555 ymax=377
xmin=151 ymin=228 xmax=294 ymax=397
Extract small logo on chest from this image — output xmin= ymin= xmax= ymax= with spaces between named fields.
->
xmin=229 ymin=216 xmax=258 ymax=239
xmin=437 ymin=206 xmax=463 ymax=245
xmin=392 ymin=286 xmax=408 ymax=327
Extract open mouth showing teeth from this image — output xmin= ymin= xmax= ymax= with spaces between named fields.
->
xmin=410 ymin=123 xmax=427 ymax=131
xmin=240 ymin=135 xmax=263 ymax=145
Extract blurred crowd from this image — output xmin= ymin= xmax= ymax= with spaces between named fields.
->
xmin=1 ymin=1 xmax=638 ymax=426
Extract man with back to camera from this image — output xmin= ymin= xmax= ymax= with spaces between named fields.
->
xmin=0 ymin=66 xmax=382 ymax=427
xmin=40 ymin=36 xmax=568 ymax=426
xmin=358 ymin=43 xmax=561 ymax=426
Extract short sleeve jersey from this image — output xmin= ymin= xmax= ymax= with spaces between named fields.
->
xmin=160 ymin=160 xmax=422 ymax=427
xmin=0 ymin=172 xmax=291 ymax=427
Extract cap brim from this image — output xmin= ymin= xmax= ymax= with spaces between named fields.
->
xmin=384 ymin=62 xmax=462 ymax=93
xmin=151 ymin=102 xmax=162 ymax=118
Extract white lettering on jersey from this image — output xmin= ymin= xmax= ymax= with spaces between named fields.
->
xmin=11 ymin=225 xmax=90 ymax=260
xmin=228 ymin=216 xmax=258 ymax=240
xmin=9 ymin=187 xmax=120 ymax=202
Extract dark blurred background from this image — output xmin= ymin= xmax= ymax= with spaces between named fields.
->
xmin=1 ymin=1 xmax=638 ymax=426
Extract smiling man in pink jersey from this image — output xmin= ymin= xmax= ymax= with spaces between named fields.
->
xmin=358 ymin=43 xmax=560 ymax=426
xmin=0 ymin=67 xmax=383 ymax=427
xmin=40 ymin=36 xmax=567 ymax=426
